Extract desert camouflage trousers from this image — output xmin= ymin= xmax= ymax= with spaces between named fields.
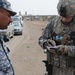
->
xmin=52 ymin=66 xmax=75 ymax=75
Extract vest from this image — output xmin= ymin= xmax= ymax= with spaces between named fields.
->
xmin=50 ymin=19 xmax=75 ymax=68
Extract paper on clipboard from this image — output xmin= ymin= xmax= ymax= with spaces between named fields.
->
xmin=46 ymin=46 xmax=59 ymax=50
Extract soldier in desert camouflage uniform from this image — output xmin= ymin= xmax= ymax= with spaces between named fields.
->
xmin=0 ymin=0 xmax=16 ymax=75
xmin=38 ymin=0 xmax=75 ymax=75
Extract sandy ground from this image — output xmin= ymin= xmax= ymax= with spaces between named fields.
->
xmin=6 ymin=20 xmax=48 ymax=75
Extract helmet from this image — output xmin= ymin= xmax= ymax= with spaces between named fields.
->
xmin=57 ymin=0 xmax=75 ymax=17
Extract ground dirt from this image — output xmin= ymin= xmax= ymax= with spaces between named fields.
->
xmin=6 ymin=20 xmax=48 ymax=75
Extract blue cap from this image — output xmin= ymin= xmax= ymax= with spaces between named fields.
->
xmin=0 ymin=0 xmax=17 ymax=16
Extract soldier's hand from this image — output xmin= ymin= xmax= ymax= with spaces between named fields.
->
xmin=46 ymin=46 xmax=58 ymax=54
xmin=47 ymin=39 xmax=56 ymax=46
xmin=57 ymin=45 xmax=68 ymax=55
xmin=43 ymin=40 xmax=56 ymax=49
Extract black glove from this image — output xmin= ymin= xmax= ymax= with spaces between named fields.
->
xmin=43 ymin=40 xmax=56 ymax=49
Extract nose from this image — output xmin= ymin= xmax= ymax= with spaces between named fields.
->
xmin=8 ymin=17 xmax=12 ymax=25
xmin=10 ymin=17 xmax=13 ymax=22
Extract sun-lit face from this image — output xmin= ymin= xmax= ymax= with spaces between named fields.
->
xmin=0 ymin=8 xmax=12 ymax=29
xmin=61 ymin=16 xmax=73 ymax=23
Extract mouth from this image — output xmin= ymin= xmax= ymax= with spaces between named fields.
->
xmin=8 ymin=22 xmax=10 ymax=26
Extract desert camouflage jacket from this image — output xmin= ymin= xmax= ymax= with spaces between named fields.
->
xmin=39 ymin=16 xmax=75 ymax=68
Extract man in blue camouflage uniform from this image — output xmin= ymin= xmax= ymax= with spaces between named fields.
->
xmin=38 ymin=0 xmax=75 ymax=75
xmin=0 ymin=0 xmax=16 ymax=75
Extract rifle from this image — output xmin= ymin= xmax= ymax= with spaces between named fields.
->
xmin=43 ymin=46 xmax=60 ymax=75
xmin=43 ymin=42 xmax=59 ymax=75
xmin=42 ymin=60 xmax=53 ymax=75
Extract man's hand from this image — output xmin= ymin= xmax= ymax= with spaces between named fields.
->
xmin=43 ymin=40 xmax=56 ymax=49
xmin=56 ymin=45 xmax=68 ymax=55
xmin=46 ymin=46 xmax=58 ymax=54
xmin=46 ymin=45 xmax=68 ymax=55
xmin=47 ymin=39 xmax=56 ymax=46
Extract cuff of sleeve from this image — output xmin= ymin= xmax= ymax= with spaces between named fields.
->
xmin=39 ymin=39 xmax=47 ymax=49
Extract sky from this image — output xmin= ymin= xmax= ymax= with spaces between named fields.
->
xmin=8 ymin=0 xmax=59 ymax=15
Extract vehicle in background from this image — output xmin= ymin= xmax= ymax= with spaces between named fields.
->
xmin=11 ymin=15 xmax=23 ymax=27
xmin=13 ymin=21 xmax=23 ymax=35
xmin=0 ymin=23 xmax=14 ymax=41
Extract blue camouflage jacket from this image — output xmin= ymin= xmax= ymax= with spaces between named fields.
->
xmin=0 ymin=34 xmax=14 ymax=75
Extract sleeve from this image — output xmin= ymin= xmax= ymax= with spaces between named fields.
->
xmin=66 ymin=46 xmax=75 ymax=57
xmin=38 ymin=20 xmax=54 ymax=49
